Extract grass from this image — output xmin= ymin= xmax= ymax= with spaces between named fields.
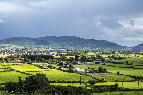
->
xmin=42 ymin=69 xmax=94 ymax=82
xmin=0 ymin=69 xmax=4 ymax=72
xmin=51 ymin=83 xmax=85 ymax=87
xmin=7 ymin=64 xmax=43 ymax=72
xmin=0 ymin=63 xmax=95 ymax=83
xmin=0 ymin=71 xmax=28 ymax=83
xmin=87 ymin=52 xmax=96 ymax=56
xmin=0 ymin=55 xmax=8 ymax=58
xmin=1 ymin=62 xmax=143 ymax=89
xmin=119 ymin=57 xmax=143 ymax=65
xmin=92 ymin=91 xmax=143 ymax=95
xmin=96 ymin=81 xmax=143 ymax=89
xmin=74 ymin=64 xmax=143 ymax=77
xmin=89 ymin=73 xmax=134 ymax=82
xmin=51 ymin=81 xmax=143 ymax=89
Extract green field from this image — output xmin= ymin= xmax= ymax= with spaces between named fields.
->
xmin=0 ymin=71 xmax=28 ymax=83
xmin=74 ymin=64 xmax=143 ymax=77
xmin=119 ymin=57 xmax=143 ymax=65
xmin=1 ymin=53 xmax=143 ymax=93
xmin=92 ymin=91 xmax=143 ymax=95
xmin=51 ymin=81 xmax=143 ymax=89
xmin=0 ymin=63 xmax=94 ymax=83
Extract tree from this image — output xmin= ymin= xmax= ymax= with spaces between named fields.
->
xmin=80 ymin=56 xmax=87 ymax=63
xmin=4 ymin=74 xmax=50 ymax=94
xmin=4 ymin=57 xmax=10 ymax=62
xmin=75 ymin=55 xmax=79 ymax=61
xmin=23 ymin=58 xmax=31 ymax=63
xmin=58 ymin=62 xmax=63 ymax=66
xmin=69 ymin=57 xmax=74 ymax=62
xmin=98 ymin=67 xmax=107 ymax=73
xmin=4 ymin=82 xmax=18 ymax=92
xmin=24 ymin=73 xmax=50 ymax=93
xmin=69 ymin=64 xmax=74 ymax=69
xmin=18 ymin=77 xmax=23 ymax=93
xmin=88 ymin=80 xmax=96 ymax=85
xmin=117 ymin=71 xmax=120 ymax=75
xmin=60 ymin=55 xmax=67 ymax=61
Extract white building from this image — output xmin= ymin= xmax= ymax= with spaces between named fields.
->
xmin=42 ymin=63 xmax=50 ymax=66
xmin=85 ymin=62 xmax=93 ymax=65
xmin=74 ymin=68 xmax=85 ymax=72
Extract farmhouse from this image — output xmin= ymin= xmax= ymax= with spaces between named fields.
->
xmin=77 ymin=61 xmax=84 ymax=65
xmin=85 ymin=62 xmax=93 ymax=65
xmin=61 ymin=68 xmax=70 ymax=71
xmin=74 ymin=68 xmax=85 ymax=72
xmin=42 ymin=63 xmax=50 ymax=66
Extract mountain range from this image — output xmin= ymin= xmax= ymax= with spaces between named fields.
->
xmin=0 ymin=36 xmax=142 ymax=51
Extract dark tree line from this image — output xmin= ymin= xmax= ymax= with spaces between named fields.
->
xmin=22 ymin=55 xmax=54 ymax=63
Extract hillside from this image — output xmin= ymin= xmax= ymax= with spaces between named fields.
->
xmin=0 ymin=36 xmax=127 ymax=50
xmin=133 ymin=43 xmax=143 ymax=51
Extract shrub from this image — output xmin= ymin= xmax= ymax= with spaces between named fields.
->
xmin=24 ymin=73 xmax=50 ymax=93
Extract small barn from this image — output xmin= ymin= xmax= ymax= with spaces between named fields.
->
xmin=74 ymin=68 xmax=85 ymax=72
xmin=85 ymin=62 xmax=93 ymax=65
xmin=61 ymin=68 xmax=70 ymax=72
xmin=42 ymin=63 xmax=50 ymax=66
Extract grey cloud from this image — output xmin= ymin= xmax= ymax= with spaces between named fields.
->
xmin=0 ymin=0 xmax=143 ymax=46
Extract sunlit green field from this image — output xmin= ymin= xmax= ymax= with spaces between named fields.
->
xmin=1 ymin=59 xmax=143 ymax=90
xmin=92 ymin=91 xmax=143 ymax=95
xmin=0 ymin=71 xmax=28 ymax=83
xmin=119 ymin=57 xmax=143 ymax=65
xmin=88 ymin=73 xmax=134 ymax=82
xmin=0 ymin=55 xmax=8 ymax=58
xmin=6 ymin=64 xmax=43 ymax=72
xmin=96 ymin=81 xmax=143 ymax=89
xmin=51 ymin=81 xmax=143 ymax=89
xmin=0 ymin=63 xmax=94 ymax=83
xmin=42 ymin=69 xmax=93 ymax=82
xmin=74 ymin=64 xmax=143 ymax=76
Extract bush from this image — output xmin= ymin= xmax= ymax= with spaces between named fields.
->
xmin=88 ymin=80 xmax=96 ymax=85
xmin=24 ymin=73 xmax=50 ymax=93
xmin=4 ymin=73 xmax=50 ymax=94
xmin=4 ymin=82 xmax=18 ymax=92
xmin=33 ymin=85 xmax=89 ymax=95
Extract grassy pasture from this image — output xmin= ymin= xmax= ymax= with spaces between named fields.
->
xmin=105 ymin=63 xmax=131 ymax=68
xmin=42 ymin=69 xmax=94 ymax=82
xmin=119 ymin=57 xmax=143 ymax=65
xmin=1 ymin=62 xmax=143 ymax=89
xmin=87 ymin=52 xmax=96 ymax=56
xmin=51 ymin=81 xmax=143 ymax=89
xmin=6 ymin=64 xmax=43 ymax=72
xmin=1 ymin=63 xmax=23 ymax=66
xmin=54 ymin=56 xmax=75 ymax=59
xmin=0 ymin=63 xmax=95 ymax=83
xmin=74 ymin=64 xmax=143 ymax=77
xmin=26 ymin=69 xmax=94 ymax=82
xmin=51 ymin=83 xmax=85 ymax=87
xmin=89 ymin=73 xmax=134 ymax=82
xmin=0 ymin=71 xmax=28 ymax=83
xmin=96 ymin=81 xmax=143 ymax=89
xmin=0 ymin=69 xmax=4 ymax=72
xmin=0 ymin=55 xmax=8 ymax=58
xmin=92 ymin=91 xmax=143 ymax=95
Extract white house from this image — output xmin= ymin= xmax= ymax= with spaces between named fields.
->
xmin=42 ymin=63 xmax=50 ymax=66
xmin=74 ymin=68 xmax=85 ymax=72
xmin=85 ymin=62 xmax=93 ymax=65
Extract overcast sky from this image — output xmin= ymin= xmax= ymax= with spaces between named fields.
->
xmin=0 ymin=0 xmax=143 ymax=46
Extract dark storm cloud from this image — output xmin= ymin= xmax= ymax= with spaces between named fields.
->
xmin=0 ymin=0 xmax=143 ymax=46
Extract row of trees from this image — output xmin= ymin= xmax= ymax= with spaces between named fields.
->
xmin=2 ymin=74 xmax=89 ymax=94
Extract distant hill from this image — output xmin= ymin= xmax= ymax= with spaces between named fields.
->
xmin=0 ymin=37 xmax=49 ymax=46
xmin=0 ymin=36 xmax=128 ymax=50
xmin=133 ymin=43 xmax=143 ymax=51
